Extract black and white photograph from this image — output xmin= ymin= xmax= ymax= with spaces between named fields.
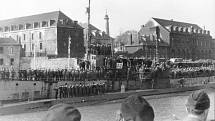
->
xmin=0 ymin=0 xmax=215 ymax=121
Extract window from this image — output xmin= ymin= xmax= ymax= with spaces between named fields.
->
xmin=4 ymin=26 xmax=10 ymax=32
xmin=23 ymin=44 xmax=26 ymax=51
xmin=32 ymin=44 xmax=34 ymax=50
xmin=34 ymin=22 xmax=39 ymax=28
xmin=39 ymin=32 xmax=42 ymax=39
xmin=59 ymin=19 xmax=64 ymax=24
xmin=40 ymin=43 xmax=42 ymax=50
xmin=19 ymin=37 xmax=21 ymax=42
xmin=0 ymin=58 xmax=3 ymax=65
xmin=10 ymin=58 xmax=14 ymax=65
xmin=19 ymin=24 xmax=24 ymax=30
xmin=0 ymin=47 xmax=3 ymax=53
xmin=50 ymin=20 xmax=56 ymax=26
xmin=23 ymin=34 xmax=26 ymax=40
xmin=10 ymin=47 xmax=13 ymax=54
xmin=32 ymin=33 xmax=34 ymax=40
xmin=26 ymin=23 xmax=32 ymax=29
xmin=42 ymin=21 xmax=48 ymax=27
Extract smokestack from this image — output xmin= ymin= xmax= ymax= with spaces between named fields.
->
xmin=130 ymin=33 xmax=133 ymax=45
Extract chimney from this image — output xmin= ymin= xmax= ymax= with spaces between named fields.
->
xmin=74 ymin=21 xmax=78 ymax=25
xmin=130 ymin=33 xmax=133 ymax=45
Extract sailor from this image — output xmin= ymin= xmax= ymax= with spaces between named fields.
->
xmin=54 ymin=85 xmax=59 ymax=99
xmin=59 ymin=85 xmax=63 ymax=99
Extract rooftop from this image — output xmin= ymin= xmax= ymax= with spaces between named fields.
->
xmin=153 ymin=18 xmax=202 ymax=30
xmin=0 ymin=38 xmax=20 ymax=45
xmin=0 ymin=11 xmax=82 ymax=29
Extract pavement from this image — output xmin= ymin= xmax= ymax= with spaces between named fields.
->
xmin=0 ymin=82 xmax=214 ymax=116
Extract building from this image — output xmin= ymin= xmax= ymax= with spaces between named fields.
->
xmin=80 ymin=23 xmax=112 ymax=46
xmin=0 ymin=38 xmax=21 ymax=72
xmin=114 ymin=30 xmax=169 ymax=59
xmin=139 ymin=18 xmax=214 ymax=60
xmin=0 ymin=11 xmax=85 ymax=59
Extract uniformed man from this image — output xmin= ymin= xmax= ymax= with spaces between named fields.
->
xmin=59 ymin=85 xmax=63 ymax=99
xmin=54 ymin=85 xmax=59 ymax=99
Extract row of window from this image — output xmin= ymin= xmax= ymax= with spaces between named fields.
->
xmin=0 ymin=47 xmax=14 ymax=54
xmin=169 ymin=26 xmax=210 ymax=35
xmin=0 ymin=20 xmax=56 ymax=32
xmin=22 ymin=43 xmax=43 ymax=51
xmin=14 ymin=32 xmax=42 ymax=42
xmin=196 ymin=40 xmax=210 ymax=47
xmin=0 ymin=58 xmax=14 ymax=66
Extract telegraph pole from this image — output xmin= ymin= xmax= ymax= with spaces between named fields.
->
xmin=68 ymin=35 xmax=71 ymax=69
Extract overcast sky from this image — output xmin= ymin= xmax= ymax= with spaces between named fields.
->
xmin=0 ymin=0 xmax=214 ymax=38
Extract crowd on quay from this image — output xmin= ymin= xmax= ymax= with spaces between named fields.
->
xmin=0 ymin=58 xmax=215 ymax=82
xmin=0 ymin=68 xmax=105 ymax=81
xmin=54 ymin=83 xmax=107 ymax=99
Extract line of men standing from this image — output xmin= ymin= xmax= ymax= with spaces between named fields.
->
xmin=54 ymin=83 xmax=107 ymax=99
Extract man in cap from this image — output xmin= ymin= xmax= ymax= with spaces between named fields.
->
xmin=42 ymin=103 xmax=81 ymax=121
xmin=117 ymin=94 xmax=154 ymax=121
xmin=184 ymin=90 xmax=210 ymax=121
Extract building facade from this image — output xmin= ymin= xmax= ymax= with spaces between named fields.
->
xmin=0 ymin=38 xmax=21 ymax=72
xmin=115 ymin=29 xmax=169 ymax=59
xmin=139 ymin=18 xmax=214 ymax=60
xmin=0 ymin=11 xmax=85 ymax=59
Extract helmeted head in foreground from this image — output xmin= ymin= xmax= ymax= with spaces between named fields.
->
xmin=184 ymin=90 xmax=210 ymax=121
xmin=42 ymin=103 xmax=81 ymax=121
xmin=120 ymin=95 xmax=154 ymax=121
xmin=186 ymin=89 xmax=210 ymax=114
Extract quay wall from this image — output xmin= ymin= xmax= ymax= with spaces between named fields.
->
xmin=0 ymin=80 xmax=107 ymax=101
xmin=0 ymin=76 xmax=214 ymax=101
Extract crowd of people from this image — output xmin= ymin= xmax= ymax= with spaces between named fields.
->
xmin=54 ymin=83 xmax=107 ymax=99
xmin=42 ymin=89 xmax=211 ymax=121
xmin=0 ymin=58 xmax=215 ymax=84
xmin=170 ymin=65 xmax=215 ymax=79
xmin=0 ymin=68 xmax=106 ymax=81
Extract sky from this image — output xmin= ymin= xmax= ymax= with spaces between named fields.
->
xmin=0 ymin=0 xmax=214 ymax=38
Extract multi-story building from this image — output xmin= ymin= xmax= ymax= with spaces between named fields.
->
xmin=80 ymin=23 xmax=112 ymax=46
xmin=0 ymin=38 xmax=21 ymax=71
xmin=0 ymin=11 xmax=85 ymax=58
xmin=139 ymin=18 xmax=214 ymax=60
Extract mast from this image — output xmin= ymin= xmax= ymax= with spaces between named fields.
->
xmin=155 ymin=26 xmax=160 ymax=63
xmin=86 ymin=0 xmax=91 ymax=61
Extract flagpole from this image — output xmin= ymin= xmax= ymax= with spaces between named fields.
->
xmin=68 ymin=35 xmax=71 ymax=69
xmin=34 ymin=43 xmax=36 ymax=69
xmin=155 ymin=26 xmax=160 ymax=63
xmin=86 ymin=0 xmax=91 ymax=61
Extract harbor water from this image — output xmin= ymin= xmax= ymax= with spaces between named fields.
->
xmin=0 ymin=89 xmax=214 ymax=121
